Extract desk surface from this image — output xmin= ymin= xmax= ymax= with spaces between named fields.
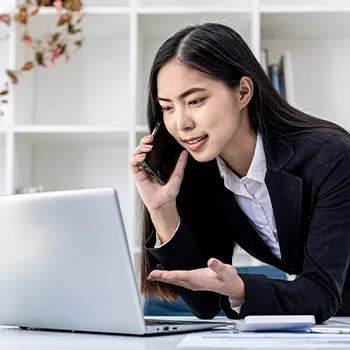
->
xmin=0 ymin=325 xmax=349 ymax=350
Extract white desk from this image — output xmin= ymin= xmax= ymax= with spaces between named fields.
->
xmin=0 ymin=326 xmax=349 ymax=350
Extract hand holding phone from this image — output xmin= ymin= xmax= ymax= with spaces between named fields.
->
xmin=130 ymin=122 xmax=188 ymax=237
xmin=141 ymin=121 xmax=184 ymax=185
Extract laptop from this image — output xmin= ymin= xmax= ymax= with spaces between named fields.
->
xmin=0 ymin=187 xmax=226 ymax=335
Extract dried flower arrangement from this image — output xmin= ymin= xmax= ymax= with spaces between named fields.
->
xmin=0 ymin=0 xmax=85 ymax=116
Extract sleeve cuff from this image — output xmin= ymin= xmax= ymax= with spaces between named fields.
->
xmin=145 ymin=218 xmax=205 ymax=271
xmin=238 ymin=273 xmax=278 ymax=317
xmin=154 ymin=220 xmax=180 ymax=248
xmin=228 ymin=297 xmax=245 ymax=314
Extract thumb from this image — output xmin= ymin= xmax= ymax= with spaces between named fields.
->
xmin=168 ymin=150 xmax=188 ymax=185
xmin=208 ymin=258 xmax=228 ymax=279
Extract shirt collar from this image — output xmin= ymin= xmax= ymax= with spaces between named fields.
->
xmin=246 ymin=133 xmax=266 ymax=183
xmin=216 ymin=133 xmax=267 ymax=185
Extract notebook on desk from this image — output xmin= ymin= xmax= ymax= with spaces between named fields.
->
xmin=0 ymin=188 xmax=227 ymax=335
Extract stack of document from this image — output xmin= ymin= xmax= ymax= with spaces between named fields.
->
xmin=177 ymin=317 xmax=350 ymax=348
xmin=177 ymin=330 xmax=350 ymax=348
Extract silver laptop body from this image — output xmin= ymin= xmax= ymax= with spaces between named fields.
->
xmin=0 ymin=188 xmax=223 ymax=335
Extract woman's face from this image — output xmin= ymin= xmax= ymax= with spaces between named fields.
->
xmin=157 ymin=60 xmax=251 ymax=162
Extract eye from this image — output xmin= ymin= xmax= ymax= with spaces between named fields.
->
xmin=160 ymin=106 xmax=173 ymax=113
xmin=189 ymin=98 xmax=205 ymax=106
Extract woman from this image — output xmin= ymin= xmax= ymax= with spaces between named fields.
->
xmin=130 ymin=23 xmax=350 ymax=323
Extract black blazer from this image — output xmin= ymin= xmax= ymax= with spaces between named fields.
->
xmin=145 ymin=130 xmax=350 ymax=324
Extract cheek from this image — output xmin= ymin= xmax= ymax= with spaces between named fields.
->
xmin=163 ymin=118 xmax=177 ymax=138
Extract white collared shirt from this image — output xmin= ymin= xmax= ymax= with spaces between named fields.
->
xmin=155 ymin=133 xmax=280 ymax=313
xmin=216 ymin=134 xmax=280 ymax=312
xmin=216 ymin=133 xmax=280 ymax=260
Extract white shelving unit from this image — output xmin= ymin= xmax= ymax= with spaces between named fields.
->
xmin=1 ymin=0 xmax=350 ymax=267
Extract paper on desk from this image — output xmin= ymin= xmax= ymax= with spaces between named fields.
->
xmin=177 ymin=330 xmax=350 ymax=348
xmin=324 ymin=317 xmax=350 ymax=327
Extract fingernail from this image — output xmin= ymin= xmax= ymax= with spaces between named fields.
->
xmin=145 ymin=145 xmax=153 ymax=149
xmin=139 ymin=153 xmax=146 ymax=158
xmin=210 ymin=260 xmax=217 ymax=268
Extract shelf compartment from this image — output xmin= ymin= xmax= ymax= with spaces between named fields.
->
xmin=261 ymin=12 xmax=350 ymax=130
xmin=12 ymin=12 xmax=130 ymax=126
xmin=261 ymin=12 xmax=350 ymax=38
xmin=13 ymin=131 xmax=131 ymax=232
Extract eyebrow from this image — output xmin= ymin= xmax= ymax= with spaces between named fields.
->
xmin=157 ymin=87 xmax=207 ymax=102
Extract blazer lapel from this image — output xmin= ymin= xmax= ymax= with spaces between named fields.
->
xmin=265 ymin=138 xmax=303 ymax=270
xmin=210 ymin=164 xmax=287 ymax=271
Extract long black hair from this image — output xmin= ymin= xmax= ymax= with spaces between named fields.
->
xmin=139 ymin=22 xmax=347 ymax=300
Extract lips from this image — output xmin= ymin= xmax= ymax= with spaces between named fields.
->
xmin=183 ymin=135 xmax=208 ymax=144
xmin=185 ymin=135 xmax=208 ymax=151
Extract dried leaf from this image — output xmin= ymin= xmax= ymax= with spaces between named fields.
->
xmin=21 ymin=61 xmax=34 ymax=71
xmin=0 ymin=89 xmax=8 ymax=96
xmin=38 ymin=0 xmax=52 ymax=6
xmin=58 ymin=13 xmax=72 ymax=26
xmin=59 ymin=44 xmax=66 ymax=54
xmin=68 ymin=23 xmax=81 ymax=34
xmin=0 ymin=14 xmax=11 ymax=26
xmin=6 ymin=70 xmax=18 ymax=84
xmin=6 ymin=70 xmax=16 ymax=80
xmin=22 ymin=32 xmax=33 ymax=46
xmin=57 ymin=17 xmax=65 ymax=26
xmin=19 ymin=3 xmax=28 ymax=11
xmin=51 ymin=32 xmax=61 ymax=42
xmin=30 ymin=7 xmax=40 ymax=17
xmin=74 ymin=39 xmax=83 ymax=48
xmin=35 ymin=51 xmax=45 ymax=66
xmin=65 ymin=0 xmax=83 ymax=12
xmin=19 ymin=9 xmax=28 ymax=25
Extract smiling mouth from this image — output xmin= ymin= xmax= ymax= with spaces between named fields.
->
xmin=186 ymin=135 xmax=208 ymax=145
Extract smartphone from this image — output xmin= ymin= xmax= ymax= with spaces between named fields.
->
xmin=141 ymin=120 xmax=183 ymax=185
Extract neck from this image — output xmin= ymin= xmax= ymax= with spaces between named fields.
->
xmin=219 ymin=112 xmax=257 ymax=178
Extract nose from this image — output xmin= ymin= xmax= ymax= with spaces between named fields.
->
xmin=177 ymin=109 xmax=195 ymax=132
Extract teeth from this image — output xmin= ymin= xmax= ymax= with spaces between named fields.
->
xmin=188 ymin=136 xmax=206 ymax=145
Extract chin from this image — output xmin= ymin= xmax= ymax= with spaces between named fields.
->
xmin=190 ymin=151 xmax=217 ymax=163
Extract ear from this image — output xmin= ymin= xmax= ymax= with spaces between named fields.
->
xmin=237 ymin=76 xmax=253 ymax=110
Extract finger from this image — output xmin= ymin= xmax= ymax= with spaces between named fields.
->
xmin=132 ymin=145 xmax=153 ymax=158
xmin=130 ymin=153 xmax=146 ymax=170
xmin=148 ymin=270 xmax=167 ymax=280
xmin=131 ymin=133 xmax=153 ymax=158
xmin=207 ymin=258 xmax=228 ymax=280
xmin=140 ymin=134 xmax=153 ymax=145
xmin=132 ymin=144 xmax=153 ymax=159
xmin=162 ymin=270 xmax=190 ymax=282
xmin=167 ymin=150 xmax=188 ymax=187
xmin=148 ymin=270 xmax=189 ymax=282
